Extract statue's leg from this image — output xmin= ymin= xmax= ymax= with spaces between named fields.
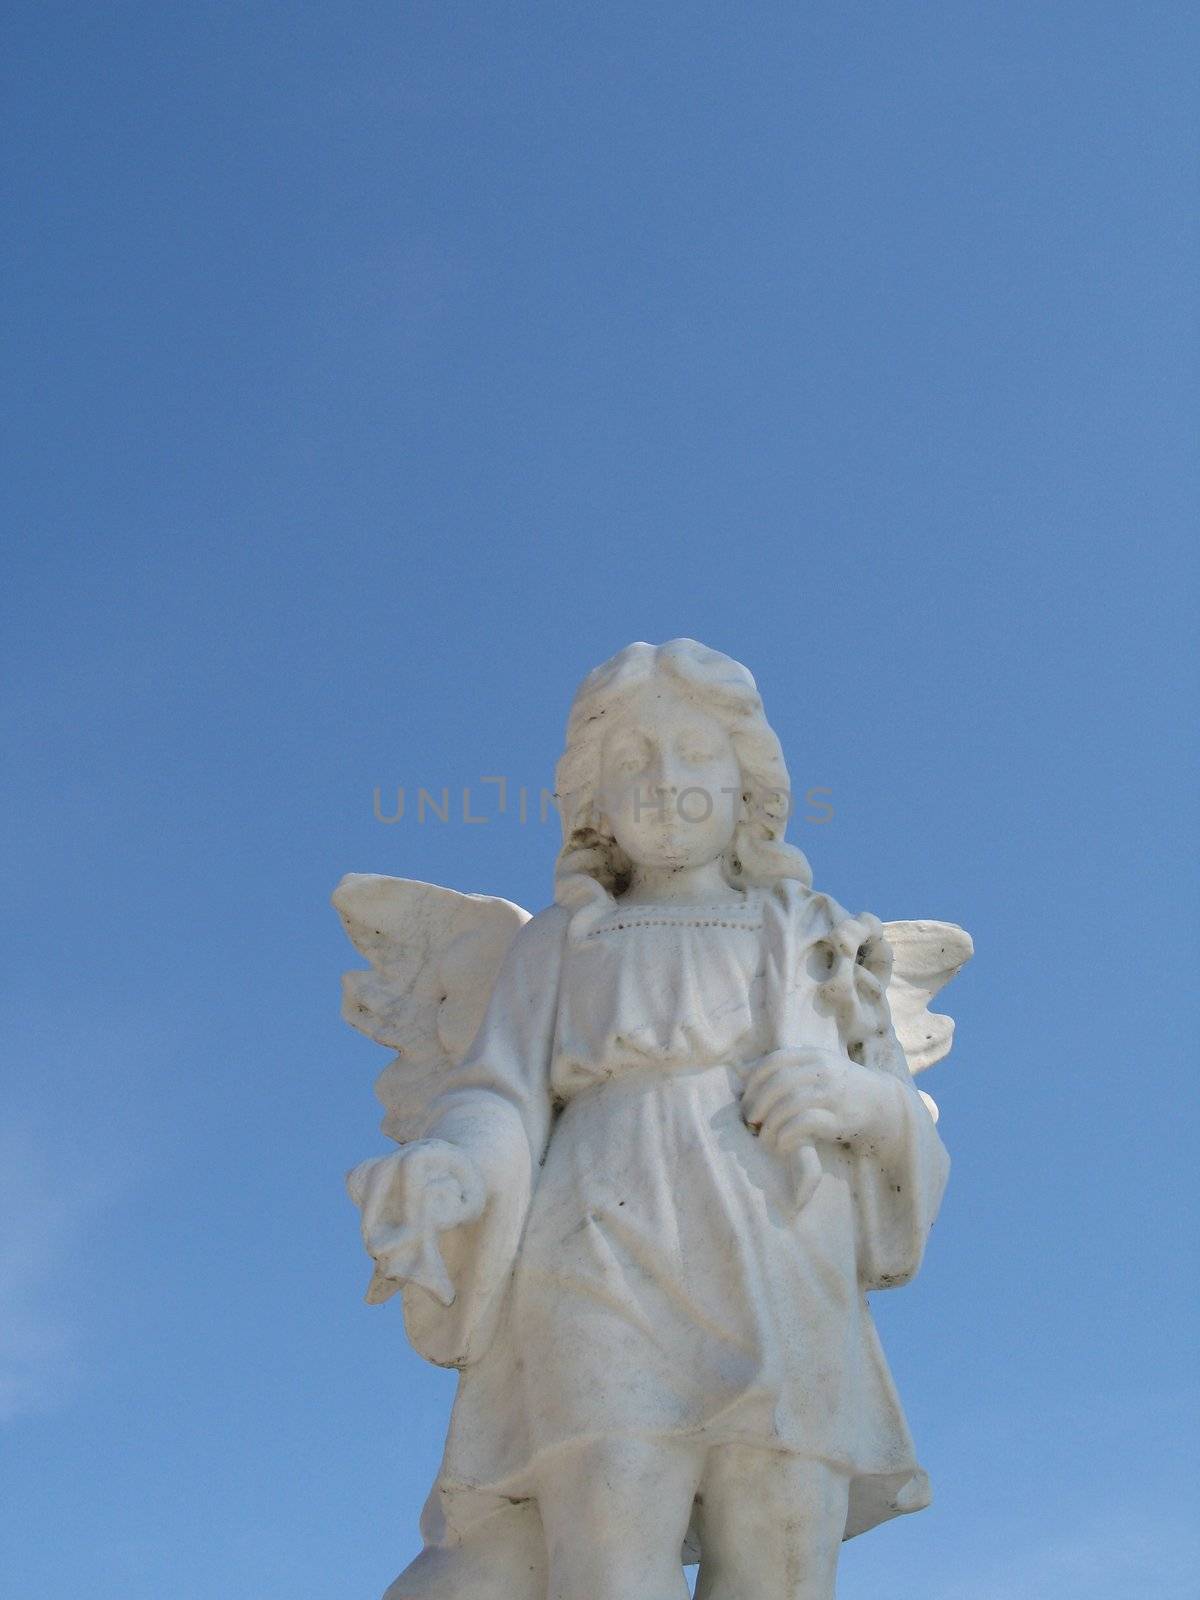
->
xmin=533 ymin=1434 xmax=704 ymax=1600
xmin=382 ymin=1498 xmax=546 ymax=1600
xmin=693 ymin=1446 xmax=850 ymax=1600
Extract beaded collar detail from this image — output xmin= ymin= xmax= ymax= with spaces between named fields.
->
xmin=585 ymin=895 xmax=764 ymax=936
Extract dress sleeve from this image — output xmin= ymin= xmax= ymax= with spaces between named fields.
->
xmin=851 ymin=1031 xmax=951 ymax=1291
xmin=421 ymin=902 xmax=564 ymax=1167
xmin=768 ymin=880 xmax=950 ymax=1292
xmin=403 ymin=904 xmax=566 ymax=1366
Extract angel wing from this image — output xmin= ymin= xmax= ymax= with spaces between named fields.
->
xmin=881 ymin=919 xmax=974 ymax=1120
xmin=332 ymin=873 xmax=531 ymax=1143
xmin=882 ymin=920 xmax=974 ymax=1072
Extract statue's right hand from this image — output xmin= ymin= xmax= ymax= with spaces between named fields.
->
xmin=346 ymin=1141 xmax=486 ymax=1306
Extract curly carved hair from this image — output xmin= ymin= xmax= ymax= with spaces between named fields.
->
xmin=553 ymin=639 xmax=812 ymax=931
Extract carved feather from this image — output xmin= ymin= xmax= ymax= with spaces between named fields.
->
xmin=881 ymin=919 xmax=974 ymax=1075
xmin=333 ymin=874 xmax=530 ymax=1143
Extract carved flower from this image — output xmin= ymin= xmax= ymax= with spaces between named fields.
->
xmin=816 ymin=912 xmax=895 ymax=1064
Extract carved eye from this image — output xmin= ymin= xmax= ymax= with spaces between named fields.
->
xmin=676 ymin=731 xmax=720 ymax=764
xmin=610 ymin=736 xmax=649 ymax=774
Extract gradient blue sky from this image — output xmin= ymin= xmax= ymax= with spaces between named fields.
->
xmin=3 ymin=4 xmax=1197 ymax=1597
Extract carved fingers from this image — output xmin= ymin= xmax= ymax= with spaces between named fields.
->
xmin=742 ymin=1047 xmax=894 ymax=1154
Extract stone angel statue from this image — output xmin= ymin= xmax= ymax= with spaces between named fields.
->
xmin=335 ymin=640 xmax=972 ymax=1600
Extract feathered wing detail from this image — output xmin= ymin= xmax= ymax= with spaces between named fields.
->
xmin=332 ymin=873 xmax=531 ymax=1142
xmin=881 ymin=921 xmax=974 ymax=1118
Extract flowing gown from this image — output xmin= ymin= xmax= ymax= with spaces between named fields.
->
xmin=405 ymin=878 xmax=949 ymax=1554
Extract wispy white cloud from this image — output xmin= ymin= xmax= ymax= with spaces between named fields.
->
xmin=0 ymin=1120 xmax=121 ymax=1421
xmin=0 ymin=988 xmax=175 ymax=1422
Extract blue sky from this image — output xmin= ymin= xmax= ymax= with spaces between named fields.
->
xmin=2 ymin=3 xmax=1196 ymax=1597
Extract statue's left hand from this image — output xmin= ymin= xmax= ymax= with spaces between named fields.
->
xmin=742 ymin=1047 xmax=901 ymax=1156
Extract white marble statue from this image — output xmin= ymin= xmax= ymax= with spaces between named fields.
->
xmin=336 ymin=639 xmax=971 ymax=1600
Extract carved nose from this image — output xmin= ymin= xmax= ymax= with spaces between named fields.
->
xmin=646 ymin=753 xmax=683 ymax=793
xmin=642 ymin=768 xmax=672 ymax=795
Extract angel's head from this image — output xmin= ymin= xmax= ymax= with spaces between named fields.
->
xmin=553 ymin=639 xmax=811 ymax=918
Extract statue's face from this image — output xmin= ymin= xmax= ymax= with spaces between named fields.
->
xmin=598 ymin=683 xmax=742 ymax=873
